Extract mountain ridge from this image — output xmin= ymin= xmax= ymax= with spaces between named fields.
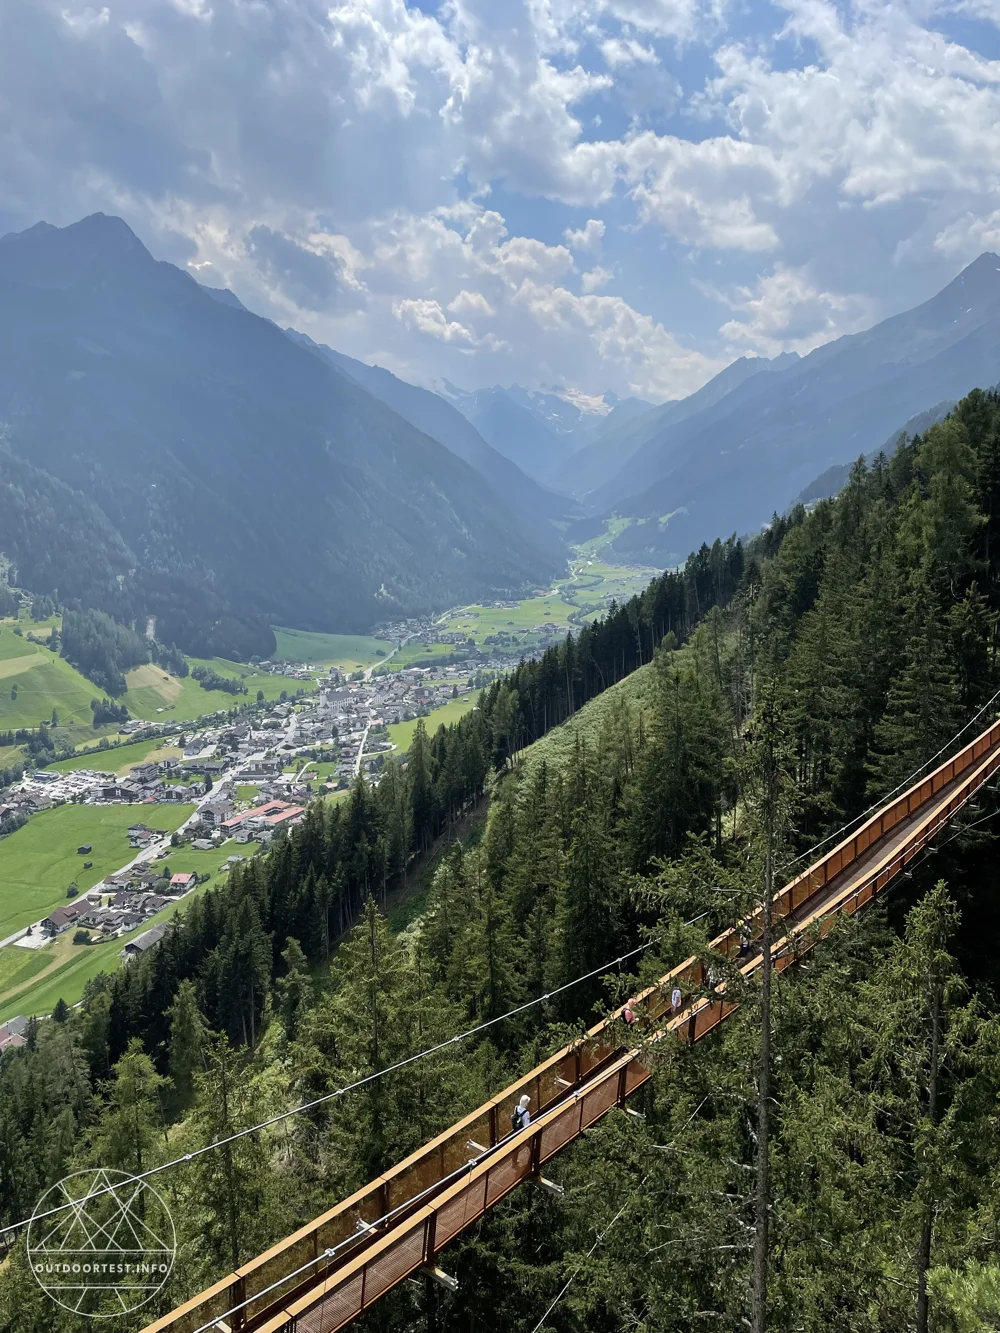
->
xmin=283 ymin=332 xmax=573 ymax=535
xmin=594 ymin=252 xmax=1000 ymax=564
xmin=0 ymin=213 xmax=565 ymax=655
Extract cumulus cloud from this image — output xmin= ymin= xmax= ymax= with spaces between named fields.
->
xmin=448 ymin=288 xmax=495 ymax=317
xmin=328 ymin=202 xmax=722 ymax=397
xmin=581 ymin=265 xmax=614 ymax=292
xmin=0 ymin=0 xmax=998 ymax=396
xmin=719 ymin=264 xmax=876 ymax=356
xmin=393 ymin=298 xmax=480 ymax=345
xmin=563 ymin=218 xmax=605 ymax=253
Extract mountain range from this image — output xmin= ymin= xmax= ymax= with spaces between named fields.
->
xmin=583 ymin=253 xmax=1000 ymax=564
xmin=0 ymin=214 xmax=565 ymax=657
xmin=439 ymin=382 xmax=654 ymax=487
xmin=0 ymin=210 xmax=997 ymax=658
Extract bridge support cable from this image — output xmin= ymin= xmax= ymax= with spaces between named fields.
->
xmin=142 ymin=716 xmax=1000 ymax=1333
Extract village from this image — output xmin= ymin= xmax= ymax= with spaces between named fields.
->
xmin=0 ymin=600 xmax=576 ymax=1042
xmin=0 ymin=632 xmax=536 ymax=1007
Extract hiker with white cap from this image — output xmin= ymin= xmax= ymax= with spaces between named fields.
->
xmin=511 ymin=1094 xmax=531 ymax=1132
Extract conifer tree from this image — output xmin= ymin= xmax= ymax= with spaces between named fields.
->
xmin=88 ymin=1038 xmax=168 ymax=1175
xmin=167 ymin=978 xmax=208 ymax=1112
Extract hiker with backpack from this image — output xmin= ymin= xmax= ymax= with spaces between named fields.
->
xmin=511 ymin=1094 xmax=531 ymax=1133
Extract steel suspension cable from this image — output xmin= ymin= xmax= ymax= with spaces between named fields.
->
xmin=1 ymin=920 xmax=708 ymax=1240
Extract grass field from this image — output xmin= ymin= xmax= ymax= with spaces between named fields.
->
xmin=386 ymin=693 xmax=480 ymax=753
xmin=442 ymin=595 xmax=577 ymax=642
xmin=124 ymin=658 xmax=314 ymax=723
xmin=0 ymin=629 xmax=105 ymax=730
xmin=559 ymin=557 xmax=661 ymax=620
xmin=285 ymin=759 xmax=340 ymax=782
xmin=0 ymin=803 xmax=195 ymax=939
xmin=45 ymin=736 xmax=183 ymax=775
xmin=273 ymin=628 xmax=391 ymax=670
xmin=0 ymin=838 xmax=247 ymax=1020
xmin=379 ymin=642 xmax=463 ymax=672
xmin=519 ymin=660 xmax=660 ymax=777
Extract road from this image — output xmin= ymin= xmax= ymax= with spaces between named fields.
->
xmin=354 ymin=723 xmax=371 ymax=778
xmin=362 ymin=630 xmax=418 ymax=681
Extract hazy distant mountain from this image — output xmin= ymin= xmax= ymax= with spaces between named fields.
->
xmin=594 ymin=254 xmax=1000 ymax=565
xmin=284 ymin=334 xmax=572 ymax=535
xmin=557 ymin=353 xmax=798 ymax=500
xmin=0 ymin=214 xmax=564 ymax=655
xmin=201 ymin=285 xmax=249 ymax=313
xmin=441 ymin=382 xmax=652 ymax=486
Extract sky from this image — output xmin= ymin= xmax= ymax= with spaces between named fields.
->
xmin=1 ymin=0 xmax=999 ymax=403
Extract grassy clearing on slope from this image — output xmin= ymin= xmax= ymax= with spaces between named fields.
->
xmin=45 ymin=736 xmax=183 ymax=775
xmin=273 ymin=627 xmax=391 ymax=670
xmin=518 ymin=661 xmax=660 ymax=778
xmin=573 ymin=516 xmax=638 ymax=558
xmin=0 ymin=632 xmax=103 ymax=730
xmin=386 ymin=694 xmax=480 ymax=754
xmin=379 ymin=642 xmax=463 ymax=672
xmin=124 ymin=657 xmax=313 ymax=723
xmin=0 ymin=803 xmax=194 ymax=938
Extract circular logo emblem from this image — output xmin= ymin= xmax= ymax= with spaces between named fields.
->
xmin=27 ymin=1168 xmax=176 ymax=1319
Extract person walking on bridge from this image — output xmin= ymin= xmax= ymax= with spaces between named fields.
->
xmin=623 ymin=997 xmax=638 ymax=1027
xmin=511 ymin=1094 xmax=531 ymax=1133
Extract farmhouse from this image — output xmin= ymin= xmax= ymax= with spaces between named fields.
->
xmin=170 ymin=873 xmax=195 ymax=891
xmin=121 ymin=925 xmax=167 ymax=961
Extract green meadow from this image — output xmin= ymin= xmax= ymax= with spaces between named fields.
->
xmin=0 ymin=838 xmax=247 ymax=1020
xmin=386 ymin=693 xmax=480 ymax=754
xmin=45 ymin=735 xmax=183 ymax=775
xmin=378 ymin=642 xmax=462 ymax=672
xmin=442 ymin=594 xmax=577 ymax=642
xmin=124 ymin=657 xmax=313 ymax=723
xmin=0 ymin=628 xmax=104 ymax=730
xmin=272 ymin=627 xmax=391 ymax=670
xmin=0 ymin=803 xmax=194 ymax=939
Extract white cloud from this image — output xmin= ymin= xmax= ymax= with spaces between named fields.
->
xmin=600 ymin=36 xmax=659 ymax=67
xmin=933 ymin=206 xmax=1000 ymax=261
xmin=2 ymin=0 xmax=1000 ymax=394
xmin=719 ymin=264 xmax=876 ymax=356
xmin=393 ymin=297 xmax=479 ymax=345
xmin=581 ymin=265 xmax=613 ymax=291
xmin=448 ymin=288 xmax=495 ymax=316
xmin=623 ymin=132 xmax=782 ymax=251
xmin=563 ymin=218 xmax=605 ymax=253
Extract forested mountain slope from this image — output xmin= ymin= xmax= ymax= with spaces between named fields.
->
xmin=6 ymin=391 xmax=1000 ymax=1330
xmin=285 ymin=332 xmax=572 ymax=534
xmin=0 ymin=214 xmax=563 ymax=656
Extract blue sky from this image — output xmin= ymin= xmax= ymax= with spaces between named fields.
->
xmin=1 ymin=0 xmax=999 ymax=403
